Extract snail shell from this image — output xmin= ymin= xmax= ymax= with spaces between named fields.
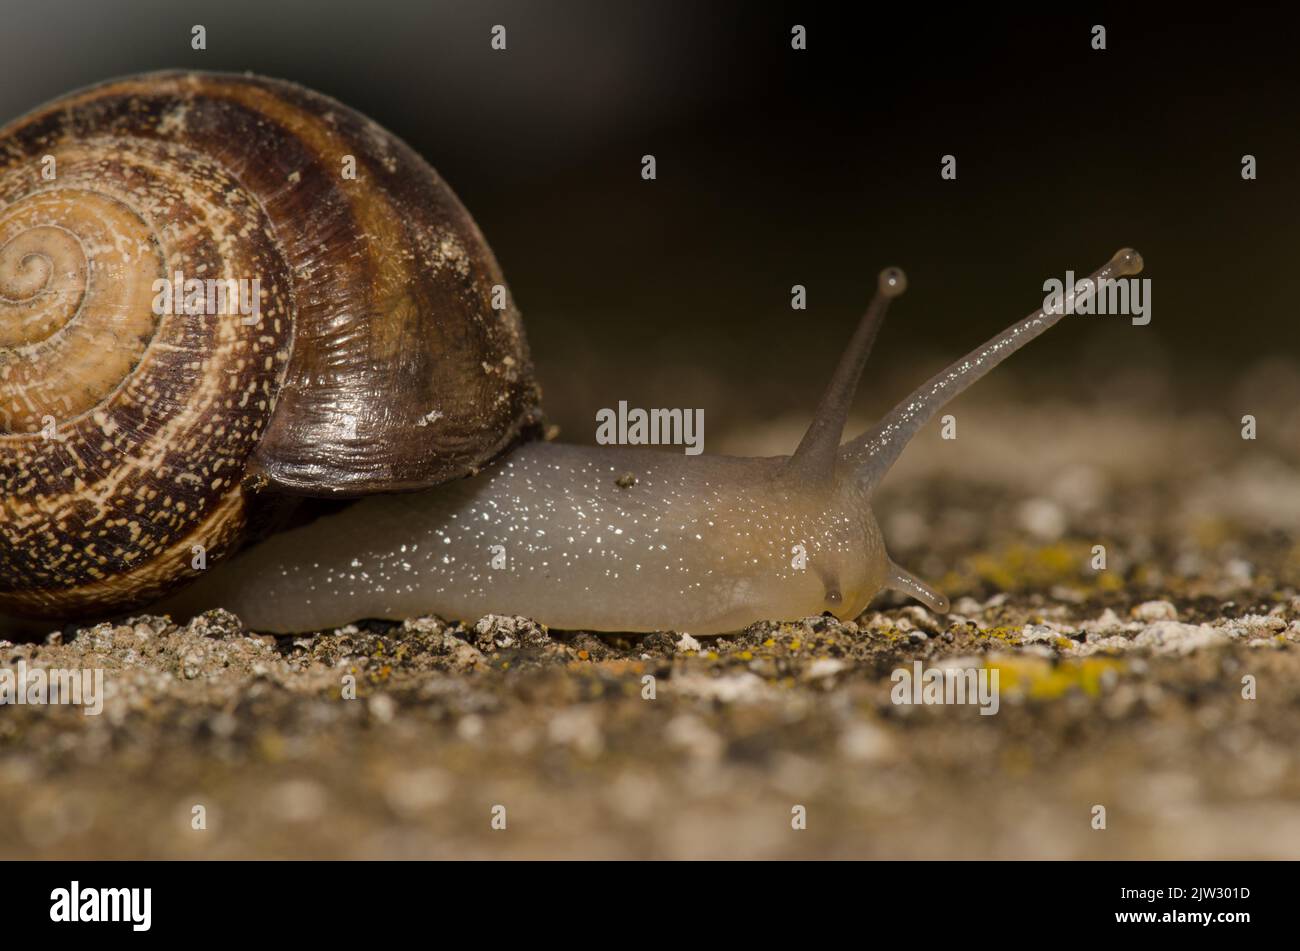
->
xmin=0 ymin=71 xmax=539 ymax=619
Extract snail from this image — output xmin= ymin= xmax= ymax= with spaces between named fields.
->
xmin=0 ymin=71 xmax=1144 ymax=636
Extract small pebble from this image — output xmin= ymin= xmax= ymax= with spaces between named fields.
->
xmin=1133 ymin=600 xmax=1178 ymax=622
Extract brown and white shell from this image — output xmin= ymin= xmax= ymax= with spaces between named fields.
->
xmin=0 ymin=71 xmax=539 ymax=619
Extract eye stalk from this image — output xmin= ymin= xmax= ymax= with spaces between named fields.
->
xmin=785 ymin=263 xmax=907 ymax=483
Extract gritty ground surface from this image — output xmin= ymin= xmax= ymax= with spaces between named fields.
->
xmin=3 ymin=395 xmax=1299 ymax=859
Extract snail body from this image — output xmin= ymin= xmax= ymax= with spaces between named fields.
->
xmin=165 ymin=249 xmax=1142 ymax=635
xmin=159 ymin=442 xmax=889 ymax=634
xmin=0 ymin=72 xmax=1144 ymax=635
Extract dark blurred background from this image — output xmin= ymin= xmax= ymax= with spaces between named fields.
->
xmin=3 ymin=1 xmax=1297 ymax=445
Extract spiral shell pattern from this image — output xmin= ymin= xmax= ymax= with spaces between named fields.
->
xmin=0 ymin=72 xmax=536 ymax=618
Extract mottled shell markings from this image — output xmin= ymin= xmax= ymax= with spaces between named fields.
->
xmin=0 ymin=72 xmax=538 ymax=619
xmin=0 ymin=131 xmax=293 ymax=615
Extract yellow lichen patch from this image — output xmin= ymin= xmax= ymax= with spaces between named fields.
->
xmin=976 ymin=625 xmax=1024 ymax=644
xmin=971 ymin=542 xmax=1077 ymax=589
xmin=1096 ymin=571 xmax=1126 ymax=593
xmin=255 ymin=730 xmax=286 ymax=762
xmin=987 ymin=655 xmax=1124 ymax=700
xmin=961 ymin=541 xmax=1119 ymax=595
xmin=999 ymin=744 xmax=1034 ymax=778
xmin=865 ymin=626 xmax=909 ymax=644
xmin=597 ymin=660 xmax=647 ymax=676
xmin=1191 ymin=517 xmax=1234 ymax=549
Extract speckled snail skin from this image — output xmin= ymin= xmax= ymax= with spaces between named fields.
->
xmin=0 ymin=71 xmax=1144 ymax=635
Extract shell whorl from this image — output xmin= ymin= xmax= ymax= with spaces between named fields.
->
xmin=0 ymin=72 xmax=537 ymax=619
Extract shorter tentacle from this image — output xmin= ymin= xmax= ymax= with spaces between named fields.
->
xmin=885 ymin=561 xmax=950 ymax=614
